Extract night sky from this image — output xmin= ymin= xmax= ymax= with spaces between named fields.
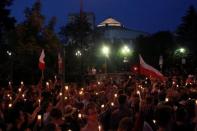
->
xmin=10 ymin=0 xmax=197 ymax=33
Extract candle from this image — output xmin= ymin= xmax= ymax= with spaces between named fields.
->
xmin=65 ymin=86 xmax=69 ymax=90
xmin=8 ymin=103 xmax=12 ymax=108
xmin=22 ymin=94 xmax=25 ymax=98
xmin=37 ymin=115 xmax=42 ymax=120
xmin=79 ymin=91 xmax=83 ymax=95
xmin=46 ymin=82 xmax=49 ymax=87
xmin=153 ymin=120 xmax=156 ymax=124
xmin=59 ymin=92 xmax=63 ymax=96
xmin=114 ymin=94 xmax=117 ymax=98
xmin=78 ymin=113 xmax=82 ymax=118
xmin=64 ymin=96 xmax=68 ymax=100
xmin=137 ymin=90 xmax=140 ymax=95
xmin=98 ymin=81 xmax=101 ymax=85
xmin=18 ymin=88 xmax=22 ymax=92
xmin=38 ymin=99 xmax=41 ymax=106
xmin=101 ymin=104 xmax=105 ymax=108
xmin=98 ymin=125 xmax=101 ymax=131
xmin=165 ymin=98 xmax=169 ymax=102
xmin=9 ymin=81 xmax=11 ymax=86
xmin=111 ymin=102 xmax=114 ymax=106
xmin=21 ymin=81 xmax=24 ymax=85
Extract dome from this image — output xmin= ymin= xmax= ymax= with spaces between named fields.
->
xmin=97 ymin=18 xmax=122 ymax=27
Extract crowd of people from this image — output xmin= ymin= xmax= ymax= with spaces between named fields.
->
xmin=0 ymin=74 xmax=197 ymax=131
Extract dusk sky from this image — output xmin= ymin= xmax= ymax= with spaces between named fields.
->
xmin=10 ymin=0 xmax=197 ymax=33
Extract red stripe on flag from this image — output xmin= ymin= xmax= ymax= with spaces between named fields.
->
xmin=139 ymin=55 xmax=165 ymax=81
xmin=38 ymin=49 xmax=45 ymax=70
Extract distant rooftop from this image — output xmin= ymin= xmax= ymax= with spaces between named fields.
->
xmin=97 ymin=18 xmax=122 ymax=27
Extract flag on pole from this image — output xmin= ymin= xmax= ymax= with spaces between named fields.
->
xmin=38 ymin=49 xmax=45 ymax=70
xmin=58 ymin=53 xmax=63 ymax=74
xmin=139 ymin=55 xmax=165 ymax=81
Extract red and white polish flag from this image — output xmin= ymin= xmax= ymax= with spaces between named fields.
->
xmin=139 ymin=55 xmax=165 ymax=81
xmin=38 ymin=49 xmax=45 ymax=70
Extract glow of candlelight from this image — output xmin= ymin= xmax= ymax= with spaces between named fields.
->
xmin=79 ymin=91 xmax=83 ymax=95
xmin=101 ymin=104 xmax=105 ymax=108
xmin=37 ymin=115 xmax=42 ymax=120
xmin=137 ymin=90 xmax=140 ymax=95
xmin=21 ymin=81 xmax=24 ymax=85
xmin=59 ymin=92 xmax=63 ymax=96
xmin=9 ymin=81 xmax=11 ymax=86
xmin=38 ymin=99 xmax=41 ymax=104
xmin=22 ymin=94 xmax=25 ymax=98
xmin=165 ymin=98 xmax=169 ymax=102
xmin=98 ymin=81 xmax=101 ymax=85
xmin=111 ymin=102 xmax=114 ymax=106
xmin=98 ymin=125 xmax=101 ymax=131
xmin=195 ymin=100 xmax=197 ymax=105
xmin=153 ymin=120 xmax=156 ymax=124
xmin=65 ymin=86 xmax=69 ymax=90
xmin=8 ymin=103 xmax=12 ymax=108
xmin=78 ymin=113 xmax=82 ymax=118
xmin=64 ymin=96 xmax=68 ymax=100
xmin=18 ymin=88 xmax=22 ymax=92
xmin=95 ymin=92 xmax=98 ymax=95
xmin=114 ymin=94 xmax=117 ymax=98
xmin=46 ymin=82 xmax=49 ymax=86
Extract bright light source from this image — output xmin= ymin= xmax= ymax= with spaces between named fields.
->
xmin=179 ymin=48 xmax=185 ymax=53
xmin=65 ymin=86 xmax=69 ymax=90
xmin=102 ymin=45 xmax=110 ymax=57
xmin=121 ymin=45 xmax=130 ymax=55
xmin=75 ymin=50 xmax=82 ymax=57
xmin=165 ymin=98 xmax=169 ymax=102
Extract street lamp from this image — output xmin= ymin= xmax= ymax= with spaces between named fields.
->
xmin=175 ymin=47 xmax=187 ymax=64
xmin=101 ymin=45 xmax=110 ymax=74
xmin=75 ymin=50 xmax=82 ymax=57
xmin=7 ymin=50 xmax=13 ymax=82
xmin=120 ymin=45 xmax=131 ymax=71
xmin=179 ymin=48 xmax=186 ymax=54
xmin=121 ymin=45 xmax=130 ymax=56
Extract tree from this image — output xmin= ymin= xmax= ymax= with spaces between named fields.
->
xmin=176 ymin=5 xmax=197 ymax=52
xmin=135 ymin=31 xmax=176 ymax=68
xmin=0 ymin=0 xmax=16 ymax=85
xmin=59 ymin=13 xmax=94 ymax=83
xmin=13 ymin=1 xmax=61 ymax=84
xmin=0 ymin=0 xmax=16 ymax=42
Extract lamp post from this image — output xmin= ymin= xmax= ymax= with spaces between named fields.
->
xmin=175 ymin=47 xmax=186 ymax=64
xmin=75 ymin=50 xmax=82 ymax=83
xmin=7 ymin=50 xmax=13 ymax=82
xmin=101 ymin=46 xmax=110 ymax=74
xmin=120 ymin=45 xmax=131 ymax=71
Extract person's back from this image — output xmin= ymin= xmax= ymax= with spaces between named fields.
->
xmin=110 ymin=94 xmax=133 ymax=130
